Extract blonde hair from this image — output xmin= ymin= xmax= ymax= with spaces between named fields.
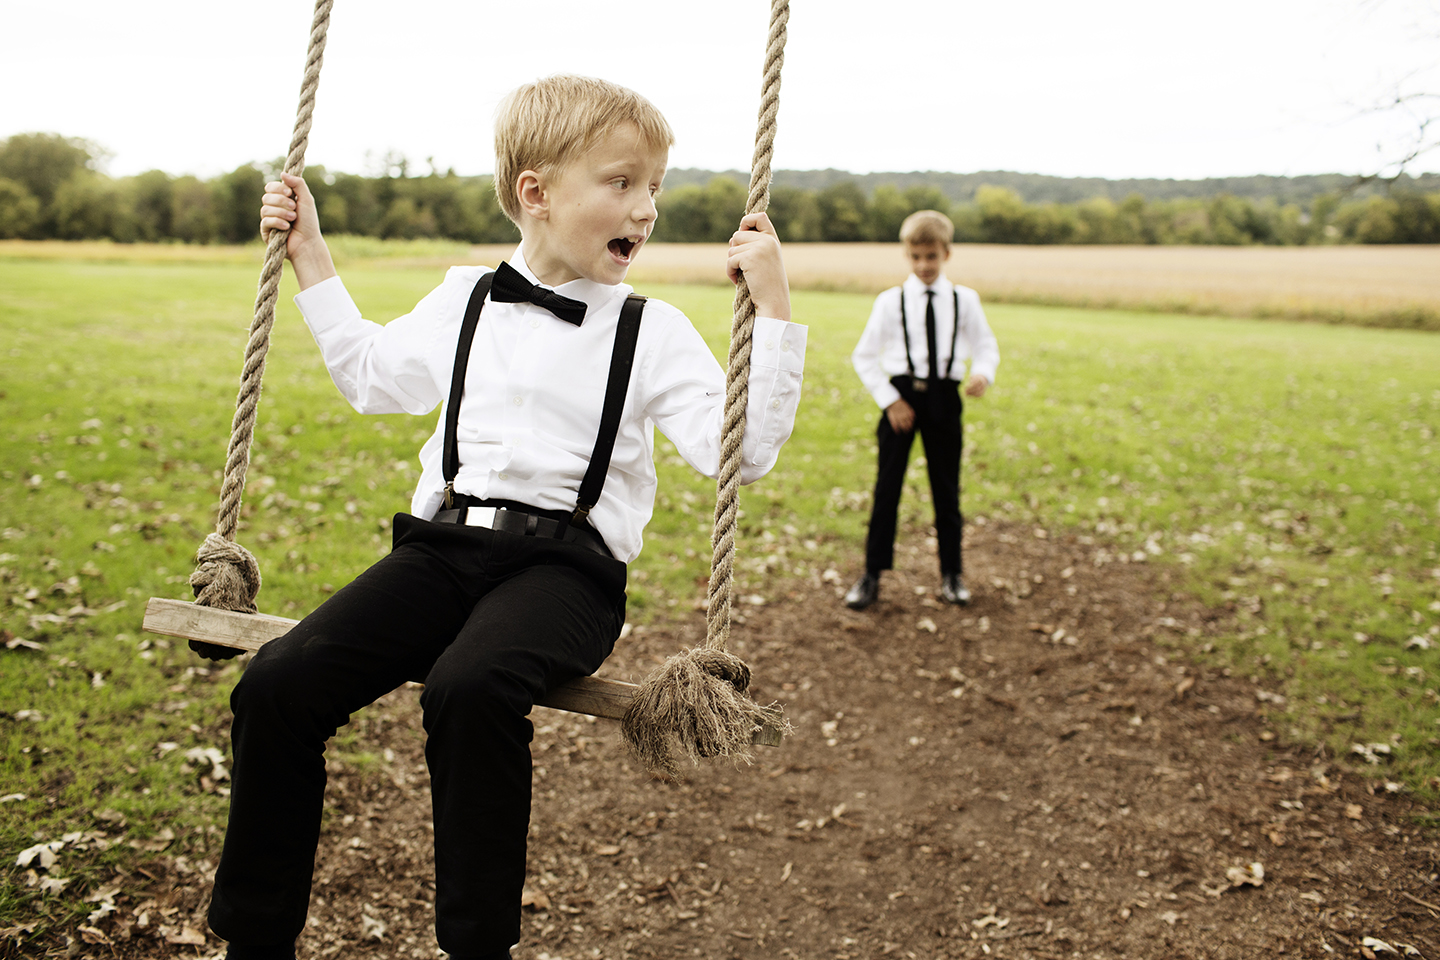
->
xmin=493 ymin=75 xmax=675 ymax=223
xmin=899 ymin=209 xmax=954 ymax=250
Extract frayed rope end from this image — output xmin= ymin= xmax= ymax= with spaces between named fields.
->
xmin=620 ymin=647 xmax=788 ymax=780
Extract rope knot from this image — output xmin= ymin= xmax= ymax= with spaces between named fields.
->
xmin=189 ymin=533 xmax=262 ymax=613
xmin=621 ymin=646 xmax=784 ymax=780
xmin=691 ymin=646 xmax=752 ymax=692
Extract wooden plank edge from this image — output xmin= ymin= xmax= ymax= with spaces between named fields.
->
xmin=143 ymin=597 xmax=784 ymax=746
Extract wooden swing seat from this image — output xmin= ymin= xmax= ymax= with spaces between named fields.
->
xmin=142 ymin=598 xmax=785 ymax=747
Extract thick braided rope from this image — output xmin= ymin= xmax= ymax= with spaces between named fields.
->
xmin=704 ymin=0 xmax=788 ymax=650
xmin=620 ymin=0 xmax=790 ymax=778
xmin=193 ymin=0 xmax=332 ymax=611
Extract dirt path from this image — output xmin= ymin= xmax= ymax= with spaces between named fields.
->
xmin=34 ymin=522 xmax=1440 ymax=960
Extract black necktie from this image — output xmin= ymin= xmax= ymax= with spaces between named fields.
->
xmin=489 ymin=261 xmax=588 ymax=326
xmin=924 ymin=289 xmax=939 ymax=383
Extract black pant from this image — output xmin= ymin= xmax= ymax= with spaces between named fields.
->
xmin=207 ymin=513 xmax=627 ymax=959
xmin=864 ymin=375 xmax=963 ymax=576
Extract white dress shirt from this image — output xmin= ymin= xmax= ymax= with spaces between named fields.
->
xmin=293 ymin=246 xmax=807 ymax=563
xmin=851 ymin=274 xmax=999 ymax=411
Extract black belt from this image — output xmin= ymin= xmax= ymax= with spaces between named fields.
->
xmin=893 ymin=373 xmax=956 ymax=394
xmin=431 ymin=498 xmax=612 ymax=558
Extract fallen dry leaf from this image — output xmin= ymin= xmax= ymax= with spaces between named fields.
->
xmin=1345 ymin=803 xmax=1365 ymax=821
xmin=126 ymin=826 xmax=175 ymax=852
xmin=360 ymin=913 xmax=386 ymax=941
xmin=1226 ymin=862 xmax=1264 ymax=887
xmin=77 ymin=925 xmax=110 ymax=945
xmin=162 ymin=925 xmax=207 ymax=946
xmin=15 ymin=841 xmax=63 ymax=870
xmin=37 ymin=876 xmax=71 ymax=895
xmin=1351 ymin=743 xmax=1392 ymax=764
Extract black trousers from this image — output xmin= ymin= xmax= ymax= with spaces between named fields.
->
xmin=207 ymin=513 xmax=627 ymax=959
xmin=864 ymin=375 xmax=964 ymax=576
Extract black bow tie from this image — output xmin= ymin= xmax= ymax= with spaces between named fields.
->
xmin=489 ymin=261 xmax=587 ymax=326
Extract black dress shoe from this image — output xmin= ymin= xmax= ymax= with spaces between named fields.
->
xmin=844 ymin=573 xmax=879 ymax=610
xmin=940 ymin=573 xmax=971 ymax=605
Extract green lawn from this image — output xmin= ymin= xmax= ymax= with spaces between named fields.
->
xmin=1 ymin=251 xmax=1437 ymax=935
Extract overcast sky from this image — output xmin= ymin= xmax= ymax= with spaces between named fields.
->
xmin=3 ymin=0 xmax=1437 ymax=182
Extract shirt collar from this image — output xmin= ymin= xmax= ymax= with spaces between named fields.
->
xmin=904 ymin=273 xmax=953 ymax=296
xmin=510 ymin=242 xmax=632 ymax=317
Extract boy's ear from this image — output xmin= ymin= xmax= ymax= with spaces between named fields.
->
xmin=516 ymin=170 xmax=549 ymax=221
xmin=942 ymin=245 xmax=953 ymax=262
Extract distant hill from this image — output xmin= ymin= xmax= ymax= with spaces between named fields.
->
xmin=663 ymin=168 xmax=1440 ymax=205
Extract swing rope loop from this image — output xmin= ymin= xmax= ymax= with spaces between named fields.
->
xmin=191 ymin=0 xmax=333 ymax=613
xmin=622 ymin=0 xmax=791 ymax=778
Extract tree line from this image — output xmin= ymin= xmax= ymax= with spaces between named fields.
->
xmin=663 ymin=166 xmax=1440 ymax=206
xmin=2 ymin=133 xmax=1438 ymax=246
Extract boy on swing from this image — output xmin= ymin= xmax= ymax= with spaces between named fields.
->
xmin=844 ymin=210 xmax=998 ymax=610
xmin=206 ymin=75 xmax=806 ymax=960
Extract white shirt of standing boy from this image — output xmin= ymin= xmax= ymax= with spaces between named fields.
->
xmin=851 ymin=272 xmax=999 ymax=413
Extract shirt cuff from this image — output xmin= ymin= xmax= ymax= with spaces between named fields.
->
xmin=750 ymin=316 xmax=807 ymax=372
xmin=871 ymin=382 xmax=902 ymax=410
xmin=293 ymin=275 xmax=362 ymax=334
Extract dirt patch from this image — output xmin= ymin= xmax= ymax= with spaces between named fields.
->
xmin=18 ymin=522 xmax=1440 ymax=959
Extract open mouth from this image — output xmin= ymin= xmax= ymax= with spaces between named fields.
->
xmin=608 ymin=237 xmax=638 ymax=262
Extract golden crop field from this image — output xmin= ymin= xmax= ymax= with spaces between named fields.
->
xmin=5 ymin=239 xmax=1437 ymax=329
xmin=617 ymin=242 xmax=1440 ymax=330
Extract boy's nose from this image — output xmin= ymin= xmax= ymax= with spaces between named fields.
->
xmin=634 ymin=193 xmax=657 ymax=222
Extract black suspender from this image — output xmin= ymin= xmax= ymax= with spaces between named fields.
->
xmin=558 ymin=293 xmax=645 ymax=537
xmin=945 ymin=288 xmax=961 ymax=381
xmin=441 ymin=272 xmax=646 ymax=533
xmin=898 ymin=288 xmax=917 ymax=380
xmin=898 ymin=286 xmax=963 ymax=383
xmin=442 ymin=275 xmax=495 ymax=506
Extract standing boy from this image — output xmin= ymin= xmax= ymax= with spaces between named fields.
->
xmin=845 ymin=210 xmax=998 ymax=610
xmin=208 ymin=75 xmax=806 ymax=960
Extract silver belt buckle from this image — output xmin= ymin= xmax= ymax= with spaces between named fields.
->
xmin=464 ymin=506 xmax=498 ymax=528
xmin=912 ymin=378 xmax=928 ymax=393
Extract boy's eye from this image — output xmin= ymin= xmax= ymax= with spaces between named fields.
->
xmin=612 ymin=178 xmax=629 ymax=190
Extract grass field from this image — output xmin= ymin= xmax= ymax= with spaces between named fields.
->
xmin=1 ymin=243 xmax=1437 ymax=934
